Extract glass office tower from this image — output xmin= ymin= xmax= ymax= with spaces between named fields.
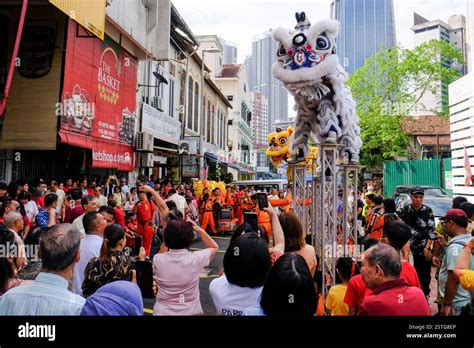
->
xmin=331 ymin=0 xmax=396 ymax=75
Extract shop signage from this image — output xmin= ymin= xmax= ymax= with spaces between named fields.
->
xmin=181 ymin=155 xmax=199 ymax=178
xmin=59 ymin=20 xmax=137 ymax=171
xmin=142 ymin=103 xmax=181 ymax=145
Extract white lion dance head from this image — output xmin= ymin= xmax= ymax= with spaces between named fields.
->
xmin=272 ymin=12 xmax=362 ymax=165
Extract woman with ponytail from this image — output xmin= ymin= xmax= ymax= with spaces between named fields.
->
xmin=82 ymin=224 xmax=145 ymax=297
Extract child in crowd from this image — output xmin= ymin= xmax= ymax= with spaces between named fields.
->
xmin=325 ymin=257 xmax=354 ymax=316
xmin=125 ymin=211 xmax=138 ymax=249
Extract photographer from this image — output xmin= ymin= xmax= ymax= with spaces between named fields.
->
xmin=152 ymin=218 xmax=218 ymax=315
xmin=104 ymin=175 xmax=119 ymax=197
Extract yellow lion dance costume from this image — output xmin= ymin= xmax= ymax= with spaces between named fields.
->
xmin=266 ymin=127 xmax=318 ymax=181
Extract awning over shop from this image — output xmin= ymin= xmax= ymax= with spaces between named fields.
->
xmin=204 ymin=152 xmax=218 ymax=162
xmin=59 ymin=131 xmax=134 ymax=171
xmin=204 ymin=152 xmax=255 ymax=176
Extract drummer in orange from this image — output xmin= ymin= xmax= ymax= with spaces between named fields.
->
xmin=211 ymin=188 xmax=224 ymax=205
xmin=200 ymin=193 xmax=217 ymax=234
xmin=225 ymin=185 xmax=236 ymax=218
xmin=241 ymin=189 xmax=254 ymax=212
xmin=235 ymin=188 xmax=245 ymax=225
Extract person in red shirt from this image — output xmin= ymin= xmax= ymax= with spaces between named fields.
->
xmin=69 ymin=188 xmax=84 ymax=222
xmin=132 ymin=186 xmax=157 ymax=256
xmin=358 ymin=243 xmax=429 ymax=316
xmin=32 ymin=188 xmax=45 ymax=209
xmin=381 ymin=220 xmax=421 ymax=289
xmin=344 ymin=238 xmax=379 ymax=315
xmin=345 ymin=222 xmax=423 ymax=315
xmin=124 ymin=211 xmax=138 ymax=249
xmin=63 ymin=179 xmax=74 ymax=193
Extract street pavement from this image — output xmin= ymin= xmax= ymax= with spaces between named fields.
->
xmin=143 ymin=234 xmax=231 ymax=315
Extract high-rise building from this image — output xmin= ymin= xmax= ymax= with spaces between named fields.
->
xmin=251 ymin=32 xmax=288 ymax=128
xmin=331 ymin=0 xmax=396 ymax=75
xmin=466 ymin=0 xmax=474 ymax=72
xmin=244 ymin=55 xmax=254 ymax=90
xmin=220 ymin=38 xmax=238 ymax=64
xmin=250 ymin=91 xmax=269 ymax=148
xmin=412 ymin=13 xmax=467 ymax=114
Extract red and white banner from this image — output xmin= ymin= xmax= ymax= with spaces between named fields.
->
xmin=59 ymin=19 xmax=137 ymax=171
xmin=59 ymin=132 xmax=134 ymax=171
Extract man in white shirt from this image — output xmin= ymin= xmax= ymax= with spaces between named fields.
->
xmin=4 ymin=211 xmax=28 ymax=270
xmin=72 ymin=197 xmax=99 ymax=237
xmin=93 ymin=187 xmax=108 ymax=207
xmin=72 ymin=211 xmax=107 ymax=295
xmin=25 ymin=196 xmax=39 ymax=223
xmin=120 ymin=177 xmax=130 ymax=199
xmin=166 ymin=189 xmax=187 ymax=217
xmin=0 ymin=224 xmax=85 ymax=315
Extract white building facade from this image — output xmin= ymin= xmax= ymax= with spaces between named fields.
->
xmin=215 ymin=64 xmax=254 ymax=179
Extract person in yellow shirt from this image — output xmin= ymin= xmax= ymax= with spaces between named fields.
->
xmin=325 ymin=257 xmax=352 ymax=316
xmin=454 ymin=237 xmax=474 ymax=290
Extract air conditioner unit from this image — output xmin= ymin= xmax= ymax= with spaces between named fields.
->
xmin=141 ymin=153 xmax=154 ymax=168
xmin=179 ymin=139 xmax=198 ymax=154
xmin=151 ymin=96 xmax=165 ymax=112
xmin=135 ymin=132 xmax=154 ymax=152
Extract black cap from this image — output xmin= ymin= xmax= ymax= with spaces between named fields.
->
xmin=411 ymin=187 xmax=424 ymax=195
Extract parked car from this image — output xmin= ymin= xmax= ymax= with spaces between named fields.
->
xmin=396 ymin=194 xmax=452 ymax=226
xmin=394 ymin=185 xmax=449 ymax=197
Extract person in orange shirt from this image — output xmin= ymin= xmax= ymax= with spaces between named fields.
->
xmin=365 ymin=195 xmax=384 ymax=240
xmin=200 ymin=194 xmax=217 ymax=234
xmin=241 ymin=190 xmax=254 ymax=212
xmin=235 ymin=189 xmax=244 ymax=225
xmin=225 ymin=186 xmax=236 ymax=218
xmin=251 ymin=194 xmax=273 ymax=240
xmin=132 ymin=188 xmax=156 ymax=256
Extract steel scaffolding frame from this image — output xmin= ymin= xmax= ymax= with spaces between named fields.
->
xmin=341 ymin=164 xmax=359 ymax=254
xmin=291 ymin=144 xmax=359 ymax=304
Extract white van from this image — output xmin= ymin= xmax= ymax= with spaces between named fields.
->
xmin=232 ymin=179 xmax=288 ymax=192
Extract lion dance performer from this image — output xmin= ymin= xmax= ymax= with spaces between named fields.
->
xmin=272 ymin=12 xmax=361 ymax=164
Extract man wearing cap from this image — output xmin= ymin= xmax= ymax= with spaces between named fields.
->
xmin=438 ymin=209 xmax=474 ymax=315
xmin=399 ymin=187 xmax=436 ymax=300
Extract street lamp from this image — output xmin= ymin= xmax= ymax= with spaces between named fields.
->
xmin=199 ymin=48 xmax=221 ymax=179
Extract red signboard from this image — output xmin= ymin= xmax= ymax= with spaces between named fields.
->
xmin=60 ymin=19 xmax=137 ymax=171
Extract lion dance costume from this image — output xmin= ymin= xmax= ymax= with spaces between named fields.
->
xmin=272 ymin=12 xmax=361 ymax=164
xmin=266 ymin=127 xmax=318 ymax=181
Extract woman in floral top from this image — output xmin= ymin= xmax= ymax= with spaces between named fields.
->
xmin=82 ymin=224 xmax=145 ymax=297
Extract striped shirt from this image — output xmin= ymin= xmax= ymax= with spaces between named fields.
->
xmin=0 ymin=272 xmax=85 ymax=315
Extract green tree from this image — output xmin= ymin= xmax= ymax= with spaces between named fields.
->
xmin=347 ymin=39 xmax=463 ymax=169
